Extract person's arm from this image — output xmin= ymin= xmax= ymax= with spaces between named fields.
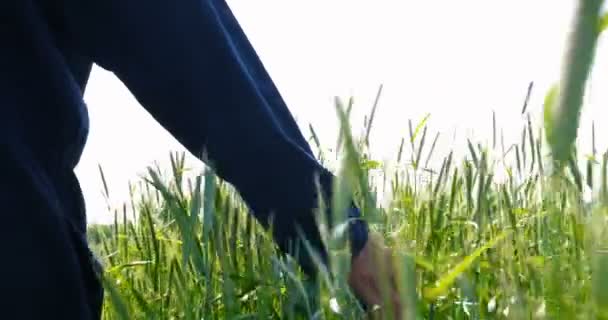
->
xmin=59 ymin=0 xmax=368 ymax=275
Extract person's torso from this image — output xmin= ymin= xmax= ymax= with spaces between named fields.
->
xmin=4 ymin=0 xmax=93 ymax=169
xmin=2 ymin=0 xmax=94 ymax=230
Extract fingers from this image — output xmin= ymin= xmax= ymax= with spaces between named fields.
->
xmin=378 ymin=249 xmax=404 ymax=319
xmin=349 ymin=233 xmax=406 ymax=319
xmin=348 ymin=264 xmax=382 ymax=307
xmin=355 ymin=280 xmax=402 ymax=319
xmin=368 ymin=253 xmax=403 ymax=319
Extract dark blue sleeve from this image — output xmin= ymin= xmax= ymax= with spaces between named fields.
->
xmin=59 ymin=0 xmax=368 ymax=275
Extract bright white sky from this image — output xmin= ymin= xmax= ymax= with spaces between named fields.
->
xmin=76 ymin=1 xmax=608 ymax=224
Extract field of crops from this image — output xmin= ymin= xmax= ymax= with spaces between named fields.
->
xmin=87 ymin=3 xmax=608 ymax=319
xmin=88 ymin=101 xmax=608 ymax=319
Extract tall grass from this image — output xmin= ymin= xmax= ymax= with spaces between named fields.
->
xmin=86 ymin=3 xmax=608 ymax=319
xmin=89 ymin=95 xmax=608 ymax=319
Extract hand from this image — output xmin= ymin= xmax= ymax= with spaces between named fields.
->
xmin=348 ymin=233 xmax=403 ymax=319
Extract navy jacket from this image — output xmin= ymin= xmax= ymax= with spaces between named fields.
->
xmin=2 ymin=2 xmax=368 ymax=313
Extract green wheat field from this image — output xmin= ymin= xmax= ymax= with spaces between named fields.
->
xmin=87 ymin=3 xmax=608 ymax=319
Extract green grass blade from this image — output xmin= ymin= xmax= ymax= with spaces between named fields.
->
xmin=599 ymin=11 xmax=608 ymax=34
xmin=364 ymin=84 xmax=384 ymax=146
xmin=521 ymin=81 xmax=534 ymax=115
xmin=546 ymin=0 xmax=604 ymax=164
xmin=424 ymin=132 xmax=441 ymax=170
xmin=423 ymin=231 xmax=511 ymax=300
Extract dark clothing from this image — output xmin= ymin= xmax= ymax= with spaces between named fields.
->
xmin=1 ymin=0 xmax=368 ymax=318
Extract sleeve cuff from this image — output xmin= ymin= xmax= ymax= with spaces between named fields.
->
xmin=347 ymin=206 xmax=369 ymax=259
